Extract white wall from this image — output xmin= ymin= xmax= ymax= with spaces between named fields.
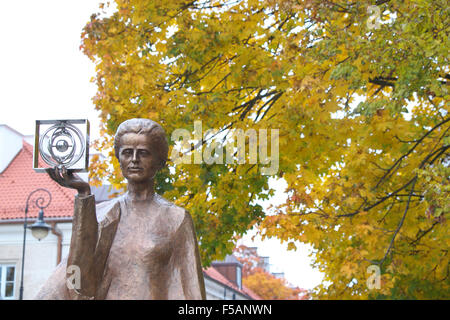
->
xmin=0 ymin=125 xmax=23 ymax=173
xmin=0 ymin=222 xmax=72 ymax=299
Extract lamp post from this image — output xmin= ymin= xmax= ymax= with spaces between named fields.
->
xmin=19 ymin=188 xmax=52 ymax=300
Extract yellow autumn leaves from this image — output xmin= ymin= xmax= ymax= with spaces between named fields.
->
xmin=83 ymin=0 xmax=449 ymax=298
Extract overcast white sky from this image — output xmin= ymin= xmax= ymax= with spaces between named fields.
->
xmin=0 ymin=1 xmax=323 ymax=290
xmin=0 ymin=1 xmax=101 ymax=138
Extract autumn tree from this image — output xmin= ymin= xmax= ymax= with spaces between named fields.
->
xmin=234 ymin=245 xmax=310 ymax=299
xmin=81 ymin=0 xmax=449 ymax=298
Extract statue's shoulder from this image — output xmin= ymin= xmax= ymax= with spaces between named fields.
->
xmin=95 ymin=195 xmax=122 ymax=224
xmin=153 ymin=194 xmax=191 ymax=228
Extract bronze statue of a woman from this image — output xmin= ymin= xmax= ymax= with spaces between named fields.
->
xmin=35 ymin=118 xmax=206 ymax=300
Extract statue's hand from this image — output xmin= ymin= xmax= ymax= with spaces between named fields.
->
xmin=45 ymin=166 xmax=91 ymax=197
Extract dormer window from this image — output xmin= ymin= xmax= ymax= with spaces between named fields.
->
xmin=236 ymin=264 xmax=242 ymax=289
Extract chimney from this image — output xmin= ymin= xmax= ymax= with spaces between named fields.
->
xmin=211 ymin=254 xmax=243 ymax=289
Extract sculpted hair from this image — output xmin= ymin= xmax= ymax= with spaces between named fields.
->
xmin=114 ymin=118 xmax=169 ymax=169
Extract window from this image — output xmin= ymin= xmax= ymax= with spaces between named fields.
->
xmin=0 ymin=264 xmax=16 ymax=299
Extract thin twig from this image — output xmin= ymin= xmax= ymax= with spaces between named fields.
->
xmin=378 ymin=176 xmax=417 ymax=266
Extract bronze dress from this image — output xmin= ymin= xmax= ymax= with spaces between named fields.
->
xmin=35 ymin=193 xmax=206 ymax=300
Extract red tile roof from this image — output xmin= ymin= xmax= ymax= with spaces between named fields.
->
xmin=0 ymin=141 xmax=76 ymax=220
xmin=203 ymin=267 xmax=261 ymax=300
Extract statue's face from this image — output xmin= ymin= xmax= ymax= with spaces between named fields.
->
xmin=118 ymin=133 xmax=160 ymax=183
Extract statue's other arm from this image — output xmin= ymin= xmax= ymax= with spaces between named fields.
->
xmin=173 ymin=211 xmax=206 ymax=300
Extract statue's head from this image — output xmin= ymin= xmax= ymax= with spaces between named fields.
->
xmin=114 ymin=118 xmax=168 ymax=182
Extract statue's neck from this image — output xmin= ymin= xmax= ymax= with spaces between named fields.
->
xmin=126 ymin=180 xmax=155 ymax=201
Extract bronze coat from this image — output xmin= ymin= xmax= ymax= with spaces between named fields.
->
xmin=35 ymin=194 xmax=206 ymax=300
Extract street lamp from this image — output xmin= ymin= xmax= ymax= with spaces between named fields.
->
xmin=19 ymin=188 xmax=52 ymax=300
